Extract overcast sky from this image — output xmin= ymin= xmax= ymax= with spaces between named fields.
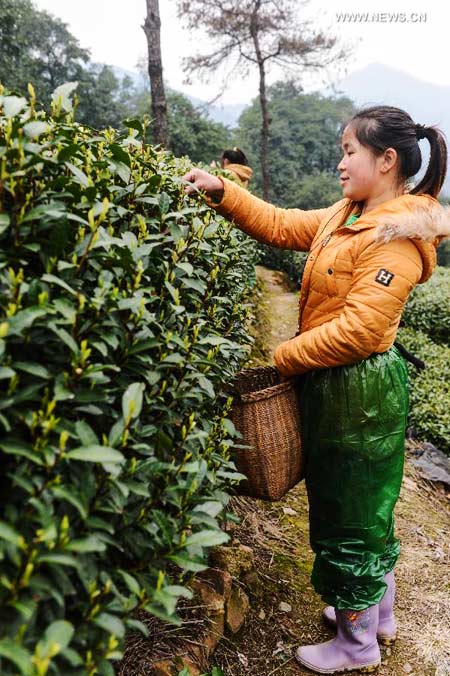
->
xmin=33 ymin=0 xmax=450 ymax=105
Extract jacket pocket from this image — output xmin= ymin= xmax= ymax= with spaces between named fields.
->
xmin=325 ymin=265 xmax=337 ymax=296
xmin=325 ymin=252 xmax=354 ymax=297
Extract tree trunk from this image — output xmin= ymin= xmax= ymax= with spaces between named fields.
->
xmin=250 ymin=1 xmax=271 ymax=200
xmin=257 ymin=60 xmax=271 ymax=201
xmin=143 ymin=0 xmax=169 ymax=147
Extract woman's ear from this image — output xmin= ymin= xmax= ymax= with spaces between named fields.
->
xmin=380 ymin=147 xmax=398 ymax=174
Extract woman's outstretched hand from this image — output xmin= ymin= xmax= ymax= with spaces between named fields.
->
xmin=182 ymin=168 xmax=224 ymax=200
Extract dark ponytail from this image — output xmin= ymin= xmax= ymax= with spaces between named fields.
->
xmin=344 ymin=105 xmax=448 ymax=199
xmin=411 ymin=125 xmax=448 ymax=197
xmin=221 ymin=147 xmax=248 ymax=166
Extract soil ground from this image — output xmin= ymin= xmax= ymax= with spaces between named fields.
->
xmin=212 ymin=266 xmax=450 ymax=676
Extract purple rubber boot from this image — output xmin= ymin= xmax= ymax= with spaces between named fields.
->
xmin=296 ymin=604 xmax=381 ymax=674
xmin=322 ymin=570 xmax=397 ymax=644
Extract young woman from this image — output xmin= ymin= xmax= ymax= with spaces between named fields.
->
xmin=220 ymin=147 xmax=253 ymax=188
xmin=183 ymin=106 xmax=450 ymax=674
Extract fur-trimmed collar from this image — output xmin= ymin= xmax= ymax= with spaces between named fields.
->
xmin=373 ymin=194 xmax=450 ymax=244
xmin=341 ymin=193 xmax=450 ymax=243
xmin=340 ymin=193 xmax=450 ymax=284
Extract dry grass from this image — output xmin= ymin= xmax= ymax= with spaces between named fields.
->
xmin=393 ymin=456 xmax=450 ymax=676
xmin=117 ymin=605 xmax=211 ymax=675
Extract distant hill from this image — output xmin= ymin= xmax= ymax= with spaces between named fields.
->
xmin=111 ymin=66 xmax=145 ymax=89
xmin=111 ymin=66 xmax=246 ymax=128
xmin=186 ymin=96 xmax=246 ymax=128
xmin=209 ymin=102 xmax=247 ymax=128
xmin=322 ymin=63 xmax=450 ymax=196
xmin=326 ymin=62 xmax=450 ymax=130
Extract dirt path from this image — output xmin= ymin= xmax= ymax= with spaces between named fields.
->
xmin=214 ymin=266 xmax=450 ymax=676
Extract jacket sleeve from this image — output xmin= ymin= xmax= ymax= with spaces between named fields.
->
xmin=206 ymin=177 xmax=328 ymax=252
xmin=273 ymin=239 xmax=424 ymax=375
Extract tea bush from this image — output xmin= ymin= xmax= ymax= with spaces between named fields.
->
xmin=0 ymin=83 xmax=258 ymax=675
xmin=397 ymin=327 xmax=450 ymax=454
xmin=437 ymin=239 xmax=450 ymax=267
xmin=402 ymin=266 xmax=450 ymax=344
xmin=398 ymin=266 xmax=450 ymax=453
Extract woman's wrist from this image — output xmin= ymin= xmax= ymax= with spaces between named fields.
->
xmin=207 ymin=177 xmax=225 ymax=204
xmin=209 ymin=188 xmax=224 ymax=204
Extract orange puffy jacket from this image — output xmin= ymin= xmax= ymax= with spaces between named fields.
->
xmin=223 ymin=163 xmax=253 ymax=189
xmin=208 ymin=178 xmax=450 ymax=375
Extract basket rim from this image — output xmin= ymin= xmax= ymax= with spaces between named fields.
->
xmin=234 ymin=365 xmax=279 ymax=376
xmin=231 ymin=377 xmax=298 ymax=403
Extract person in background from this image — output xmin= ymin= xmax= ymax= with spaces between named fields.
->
xmin=182 ymin=105 xmax=450 ymax=674
xmin=220 ymin=147 xmax=253 ymax=189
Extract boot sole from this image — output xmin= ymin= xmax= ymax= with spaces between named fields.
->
xmin=295 ymin=651 xmax=381 ymax=674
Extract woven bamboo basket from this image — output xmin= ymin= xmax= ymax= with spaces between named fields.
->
xmin=227 ymin=365 xmax=304 ymax=501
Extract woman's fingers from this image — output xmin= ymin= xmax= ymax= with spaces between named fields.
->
xmin=182 ymin=170 xmax=197 ymax=194
xmin=182 ymin=168 xmax=223 ymax=196
xmin=183 ymin=170 xmax=196 ymax=184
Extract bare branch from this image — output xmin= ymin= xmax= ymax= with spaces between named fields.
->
xmin=176 ymin=0 xmax=353 ymax=198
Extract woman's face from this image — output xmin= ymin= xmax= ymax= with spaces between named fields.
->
xmin=337 ymin=125 xmax=381 ymax=201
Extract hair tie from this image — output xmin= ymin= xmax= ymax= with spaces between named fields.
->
xmin=233 ymin=146 xmax=238 ymax=152
xmin=415 ymin=123 xmax=427 ymax=140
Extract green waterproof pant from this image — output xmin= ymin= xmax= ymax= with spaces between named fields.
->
xmin=299 ymin=345 xmax=408 ymax=610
